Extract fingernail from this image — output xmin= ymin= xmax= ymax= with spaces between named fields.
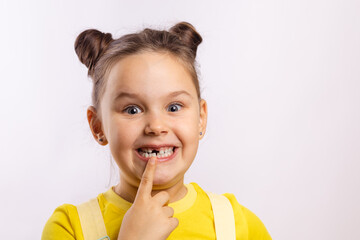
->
xmin=149 ymin=157 xmax=156 ymax=164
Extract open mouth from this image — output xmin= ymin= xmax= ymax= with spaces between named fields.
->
xmin=136 ymin=146 xmax=177 ymax=159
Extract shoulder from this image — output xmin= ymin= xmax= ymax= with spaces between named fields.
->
xmin=189 ymin=182 xmax=271 ymax=240
xmin=223 ymin=193 xmax=272 ymax=240
xmin=41 ymin=192 xmax=109 ymax=240
xmin=42 ymin=194 xmax=108 ymax=240
xmin=41 ymin=203 xmax=82 ymax=240
xmin=41 ymin=191 xmax=111 ymax=240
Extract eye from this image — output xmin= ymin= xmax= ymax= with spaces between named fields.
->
xmin=124 ymin=105 xmax=142 ymax=115
xmin=167 ymin=103 xmax=182 ymax=112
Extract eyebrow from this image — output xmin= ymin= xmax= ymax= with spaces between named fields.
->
xmin=114 ymin=90 xmax=193 ymax=101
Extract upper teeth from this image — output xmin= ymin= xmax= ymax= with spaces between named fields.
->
xmin=139 ymin=147 xmax=174 ymax=158
xmin=140 ymin=147 xmax=173 ymax=153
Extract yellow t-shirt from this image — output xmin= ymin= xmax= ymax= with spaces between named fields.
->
xmin=42 ymin=182 xmax=271 ymax=240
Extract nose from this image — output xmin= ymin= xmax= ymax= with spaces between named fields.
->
xmin=144 ymin=112 xmax=169 ymax=136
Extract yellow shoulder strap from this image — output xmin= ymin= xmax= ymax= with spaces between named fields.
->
xmin=76 ymin=198 xmax=110 ymax=240
xmin=206 ymin=191 xmax=236 ymax=240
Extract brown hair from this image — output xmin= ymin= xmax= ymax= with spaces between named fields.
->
xmin=74 ymin=22 xmax=203 ymax=110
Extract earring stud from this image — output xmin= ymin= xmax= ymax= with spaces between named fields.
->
xmin=200 ymin=132 xmax=202 ymax=135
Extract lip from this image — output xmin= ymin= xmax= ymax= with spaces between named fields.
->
xmin=135 ymin=146 xmax=179 ymax=163
xmin=136 ymin=144 xmax=178 ymax=149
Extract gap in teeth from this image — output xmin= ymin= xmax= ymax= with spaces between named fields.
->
xmin=139 ymin=147 xmax=174 ymax=153
xmin=139 ymin=147 xmax=175 ymax=158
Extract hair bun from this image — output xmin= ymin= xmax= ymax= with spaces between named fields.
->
xmin=74 ymin=29 xmax=113 ymax=77
xmin=169 ymin=22 xmax=202 ymax=58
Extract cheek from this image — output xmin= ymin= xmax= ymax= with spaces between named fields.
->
xmin=173 ymin=114 xmax=200 ymax=154
xmin=108 ymin=119 xmax=145 ymax=178
xmin=109 ymin=119 xmax=140 ymax=151
xmin=179 ymin=111 xmax=200 ymax=136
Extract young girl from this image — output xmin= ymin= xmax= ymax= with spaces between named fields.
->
xmin=42 ymin=21 xmax=272 ymax=240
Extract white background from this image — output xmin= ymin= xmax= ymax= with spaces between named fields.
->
xmin=1 ymin=0 xmax=359 ymax=239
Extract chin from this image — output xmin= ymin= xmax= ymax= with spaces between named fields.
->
xmin=153 ymin=176 xmax=173 ymax=186
xmin=152 ymin=171 xmax=180 ymax=188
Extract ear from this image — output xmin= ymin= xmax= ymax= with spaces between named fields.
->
xmin=198 ymin=99 xmax=208 ymax=140
xmin=87 ymin=106 xmax=108 ymax=145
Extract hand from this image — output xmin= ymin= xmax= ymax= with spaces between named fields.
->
xmin=117 ymin=157 xmax=179 ymax=240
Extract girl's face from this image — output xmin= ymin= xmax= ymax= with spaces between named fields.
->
xmin=95 ymin=51 xmax=207 ymax=189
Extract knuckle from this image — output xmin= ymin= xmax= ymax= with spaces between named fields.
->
xmin=155 ymin=191 xmax=170 ymax=204
xmin=160 ymin=191 xmax=170 ymax=199
xmin=141 ymin=176 xmax=150 ymax=184
xmin=154 ymin=191 xmax=169 ymax=199
xmin=162 ymin=206 xmax=172 ymax=216
xmin=134 ymin=194 xmax=149 ymax=204
xmin=166 ymin=206 xmax=174 ymax=215
xmin=134 ymin=196 xmax=145 ymax=204
xmin=170 ymin=217 xmax=179 ymax=228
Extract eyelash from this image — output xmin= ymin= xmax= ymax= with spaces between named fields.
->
xmin=122 ymin=103 xmax=183 ymax=115
xmin=123 ymin=105 xmax=142 ymax=115
xmin=167 ymin=102 xmax=183 ymax=112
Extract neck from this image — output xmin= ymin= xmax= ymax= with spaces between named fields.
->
xmin=114 ymin=176 xmax=188 ymax=204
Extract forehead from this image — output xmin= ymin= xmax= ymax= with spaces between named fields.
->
xmin=105 ymin=51 xmax=197 ymax=98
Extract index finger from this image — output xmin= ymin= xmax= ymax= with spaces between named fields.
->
xmin=135 ymin=157 xmax=157 ymax=201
